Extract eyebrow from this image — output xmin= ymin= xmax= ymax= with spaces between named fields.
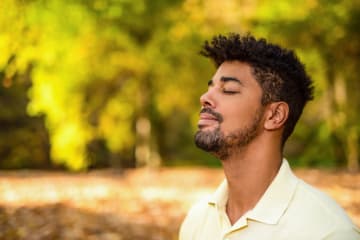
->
xmin=220 ymin=76 xmax=244 ymax=85
xmin=207 ymin=76 xmax=244 ymax=87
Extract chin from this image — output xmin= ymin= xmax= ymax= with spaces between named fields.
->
xmin=198 ymin=124 xmax=218 ymax=131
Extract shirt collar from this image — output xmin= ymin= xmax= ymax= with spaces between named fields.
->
xmin=208 ymin=179 xmax=228 ymax=207
xmin=208 ymin=159 xmax=299 ymax=225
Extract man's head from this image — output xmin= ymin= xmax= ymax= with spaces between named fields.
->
xmin=195 ymin=33 xmax=314 ymax=157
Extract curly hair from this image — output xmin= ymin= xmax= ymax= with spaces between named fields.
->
xmin=200 ymin=33 xmax=314 ymax=145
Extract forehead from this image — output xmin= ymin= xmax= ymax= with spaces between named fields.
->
xmin=213 ymin=61 xmax=256 ymax=85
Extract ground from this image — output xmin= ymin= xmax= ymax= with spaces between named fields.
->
xmin=0 ymin=167 xmax=359 ymax=240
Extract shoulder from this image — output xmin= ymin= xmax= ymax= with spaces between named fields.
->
xmin=322 ymin=226 xmax=360 ymax=240
xmin=288 ymin=178 xmax=359 ymax=237
xmin=296 ymin=179 xmax=352 ymax=223
xmin=179 ymin=196 xmax=213 ymax=240
xmin=179 ymin=197 xmax=210 ymax=232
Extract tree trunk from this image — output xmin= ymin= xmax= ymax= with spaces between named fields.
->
xmin=347 ymin=129 xmax=359 ymax=172
xmin=134 ymin=74 xmax=161 ymax=168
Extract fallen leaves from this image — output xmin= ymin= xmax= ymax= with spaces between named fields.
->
xmin=0 ymin=167 xmax=358 ymax=239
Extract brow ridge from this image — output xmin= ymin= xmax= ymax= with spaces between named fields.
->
xmin=220 ymin=76 xmax=243 ymax=85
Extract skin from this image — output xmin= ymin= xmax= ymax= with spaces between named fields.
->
xmin=198 ymin=61 xmax=289 ymax=224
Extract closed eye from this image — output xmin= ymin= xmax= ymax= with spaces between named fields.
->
xmin=222 ymin=89 xmax=239 ymax=95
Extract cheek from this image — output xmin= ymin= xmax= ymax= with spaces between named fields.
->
xmin=221 ymin=105 xmax=257 ymax=129
xmin=220 ymin=109 xmax=243 ymax=130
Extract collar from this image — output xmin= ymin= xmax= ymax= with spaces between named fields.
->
xmin=208 ymin=159 xmax=299 ymax=225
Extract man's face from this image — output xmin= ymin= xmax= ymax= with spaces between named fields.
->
xmin=194 ymin=61 xmax=265 ymax=159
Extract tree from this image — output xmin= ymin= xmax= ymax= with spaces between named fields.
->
xmin=249 ymin=0 xmax=360 ymax=171
xmin=1 ymin=0 xmax=358 ymax=171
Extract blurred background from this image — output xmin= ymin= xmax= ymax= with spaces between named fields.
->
xmin=0 ymin=0 xmax=359 ymax=239
xmin=1 ymin=0 xmax=360 ymax=171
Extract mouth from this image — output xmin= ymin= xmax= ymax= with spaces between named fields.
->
xmin=198 ymin=110 xmax=221 ymax=129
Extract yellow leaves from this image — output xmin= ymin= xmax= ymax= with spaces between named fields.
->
xmin=15 ymin=0 xmax=149 ymax=170
xmin=27 ymin=80 xmax=54 ymax=117
xmin=99 ymin=97 xmax=135 ymax=152
xmin=114 ymin=52 xmax=148 ymax=76
xmin=182 ymin=0 xmax=244 ymax=34
xmin=256 ymin=0 xmax=318 ymax=21
xmin=169 ymin=22 xmax=189 ymax=41
xmin=52 ymin=120 xmax=93 ymax=170
xmin=0 ymin=1 xmax=30 ymax=74
xmin=93 ymin=0 xmax=108 ymax=11
xmin=1 ymin=0 xmax=357 ymax=170
xmin=155 ymin=85 xmax=191 ymax=116
xmin=0 ymin=168 xmax=358 ymax=238
xmin=28 ymin=68 xmax=93 ymax=170
xmin=27 ymin=60 xmax=93 ymax=170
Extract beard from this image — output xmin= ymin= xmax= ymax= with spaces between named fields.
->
xmin=194 ymin=107 xmax=264 ymax=160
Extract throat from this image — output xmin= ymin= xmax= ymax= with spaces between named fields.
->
xmin=225 ymin=201 xmax=248 ymax=225
xmin=222 ymin=156 xmax=282 ymax=225
xmin=225 ymin=188 xmax=260 ymax=225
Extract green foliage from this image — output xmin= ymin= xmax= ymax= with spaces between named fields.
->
xmin=0 ymin=0 xmax=359 ymax=170
xmin=251 ymin=0 xmax=360 ymax=169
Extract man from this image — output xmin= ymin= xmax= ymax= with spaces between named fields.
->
xmin=179 ymin=33 xmax=360 ymax=240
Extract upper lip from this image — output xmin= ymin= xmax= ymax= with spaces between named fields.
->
xmin=199 ymin=113 xmax=218 ymax=121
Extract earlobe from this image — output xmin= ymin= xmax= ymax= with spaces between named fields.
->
xmin=264 ymin=102 xmax=289 ymax=130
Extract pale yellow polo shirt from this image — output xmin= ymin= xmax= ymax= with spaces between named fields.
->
xmin=179 ymin=160 xmax=360 ymax=240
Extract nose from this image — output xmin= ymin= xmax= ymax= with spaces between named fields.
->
xmin=200 ymin=89 xmax=215 ymax=108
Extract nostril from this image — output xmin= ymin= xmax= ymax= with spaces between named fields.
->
xmin=200 ymin=92 xmax=214 ymax=108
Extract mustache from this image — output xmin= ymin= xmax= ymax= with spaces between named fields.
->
xmin=200 ymin=108 xmax=224 ymax=123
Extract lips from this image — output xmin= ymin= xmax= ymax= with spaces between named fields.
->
xmin=199 ymin=113 xmax=218 ymax=121
xmin=198 ymin=111 xmax=220 ymax=129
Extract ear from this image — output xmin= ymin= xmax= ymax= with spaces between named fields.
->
xmin=264 ymin=102 xmax=289 ymax=130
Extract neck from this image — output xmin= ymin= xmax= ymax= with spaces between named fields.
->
xmin=221 ymin=138 xmax=282 ymax=225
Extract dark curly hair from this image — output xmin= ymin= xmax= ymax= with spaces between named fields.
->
xmin=200 ymin=33 xmax=314 ymax=145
